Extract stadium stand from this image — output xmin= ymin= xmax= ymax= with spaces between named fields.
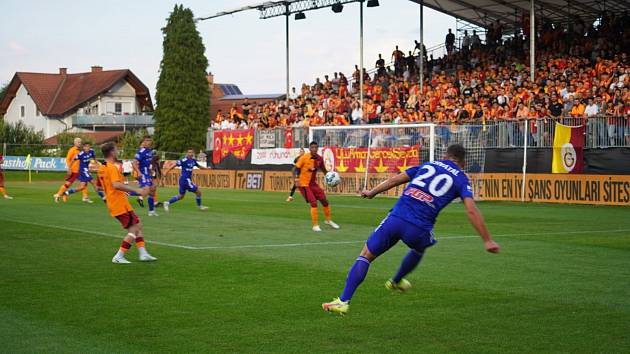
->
xmin=211 ymin=11 xmax=629 ymax=147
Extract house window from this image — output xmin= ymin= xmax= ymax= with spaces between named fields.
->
xmin=20 ymin=106 xmax=25 ymax=117
xmin=115 ymin=103 xmax=122 ymax=114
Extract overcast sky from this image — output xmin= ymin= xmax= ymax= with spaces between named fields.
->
xmin=1 ymin=0 xmax=458 ymax=97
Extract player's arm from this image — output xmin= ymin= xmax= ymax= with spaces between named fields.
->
xmin=361 ymin=172 xmax=410 ymax=199
xmin=112 ymin=181 xmax=149 ymax=196
xmin=132 ymin=154 xmax=141 ymax=177
xmin=463 ymin=197 xmax=500 ymax=253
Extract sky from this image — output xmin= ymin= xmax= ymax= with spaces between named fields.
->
xmin=0 ymin=0 xmax=458 ymax=97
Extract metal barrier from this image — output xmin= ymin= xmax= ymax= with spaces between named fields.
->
xmin=208 ymin=116 xmax=628 ymax=150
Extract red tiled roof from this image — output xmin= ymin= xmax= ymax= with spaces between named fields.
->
xmin=0 ymin=69 xmax=153 ymax=117
xmin=43 ymin=131 xmax=123 ymax=145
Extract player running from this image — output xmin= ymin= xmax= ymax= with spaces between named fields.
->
xmin=286 ymin=147 xmax=305 ymax=202
xmin=133 ymin=136 xmax=159 ymax=216
xmin=63 ymin=142 xmax=105 ymax=203
xmin=97 ymin=142 xmax=157 ymax=264
xmin=0 ymin=154 xmax=13 ymax=199
xmin=161 ymin=148 xmax=209 ymax=211
xmin=294 ymin=142 xmax=339 ymax=232
xmin=54 ymin=137 xmax=83 ymax=203
xmin=322 ymin=144 xmax=500 ymax=315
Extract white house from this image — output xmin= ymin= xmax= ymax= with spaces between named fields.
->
xmin=0 ymin=67 xmax=154 ymax=139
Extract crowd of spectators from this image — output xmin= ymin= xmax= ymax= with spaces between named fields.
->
xmin=212 ymin=12 xmax=630 ymax=145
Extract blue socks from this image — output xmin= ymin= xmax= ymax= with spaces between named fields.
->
xmin=168 ymin=196 xmax=179 ymax=204
xmin=97 ymin=190 xmax=105 ymax=199
xmin=392 ymin=250 xmax=424 ymax=284
xmin=67 ymin=188 xmax=76 ymax=195
xmin=340 ymin=256 xmax=371 ymax=302
xmin=148 ymin=196 xmax=155 ymax=211
xmin=195 ymin=196 xmax=202 ymax=207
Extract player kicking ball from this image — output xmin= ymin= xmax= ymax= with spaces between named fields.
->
xmin=54 ymin=137 xmax=83 ymax=203
xmin=294 ymin=142 xmax=339 ymax=232
xmin=161 ymin=148 xmax=209 ymax=212
xmin=97 ymin=142 xmax=157 ymax=264
xmin=63 ymin=142 xmax=105 ymax=203
xmin=322 ymin=144 xmax=499 ymax=315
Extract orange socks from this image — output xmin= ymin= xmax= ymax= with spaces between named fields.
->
xmin=310 ymin=207 xmax=319 ymax=226
xmin=0 ymin=187 xmax=6 ymax=196
xmin=323 ymin=205 xmax=331 ymax=221
xmin=82 ymin=188 xmax=89 ymax=199
xmin=56 ymin=184 xmax=68 ymax=196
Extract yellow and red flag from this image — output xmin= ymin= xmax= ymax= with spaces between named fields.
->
xmin=552 ymin=123 xmax=585 ymax=174
xmin=212 ymin=129 xmax=254 ymax=164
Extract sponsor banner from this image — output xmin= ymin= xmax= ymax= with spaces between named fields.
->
xmin=469 ymin=173 xmax=630 ymax=206
xmin=264 ymin=171 xmax=404 ymax=197
xmin=258 ymin=131 xmax=276 ymax=149
xmin=1 ymin=156 xmax=67 ymax=171
xmin=251 ymin=148 xmax=304 ymax=165
xmin=163 ymin=170 xmax=236 ymax=189
xmin=322 ymin=146 xmax=420 ymax=174
xmin=235 ymin=170 xmax=264 ymax=190
xmin=212 ymin=129 xmax=254 ymax=164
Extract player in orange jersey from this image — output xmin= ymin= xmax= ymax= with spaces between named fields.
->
xmin=53 ymin=137 xmax=89 ymax=203
xmin=294 ymin=141 xmax=340 ymax=232
xmin=0 ymin=154 xmax=13 ymax=200
xmin=97 ymin=142 xmax=157 ymax=264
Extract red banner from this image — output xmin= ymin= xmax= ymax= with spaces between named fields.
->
xmin=212 ymin=129 xmax=254 ymax=164
xmin=321 ymin=145 xmax=420 ymax=173
xmin=284 ymin=128 xmax=293 ymax=148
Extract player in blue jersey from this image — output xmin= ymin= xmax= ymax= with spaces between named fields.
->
xmin=161 ymin=148 xmax=209 ymax=211
xmin=133 ymin=136 xmax=159 ymax=216
xmin=322 ymin=144 xmax=500 ymax=315
xmin=63 ymin=142 xmax=105 ymax=203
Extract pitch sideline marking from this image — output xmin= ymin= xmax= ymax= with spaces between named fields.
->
xmin=2 ymin=218 xmax=629 ymax=250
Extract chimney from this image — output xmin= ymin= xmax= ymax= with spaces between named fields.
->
xmin=91 ymin=66 xmax=103 ymax=73
xmin=206 ymin=72 xmax=214 ymax=85
xmin=59 ymin=68 xmax=67 ymax=75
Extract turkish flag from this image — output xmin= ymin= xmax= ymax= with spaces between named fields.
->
xmin=212 ymin=131 xmax=224 ymax=164
xmin=284 ymin=128 xmax=293 ymax=148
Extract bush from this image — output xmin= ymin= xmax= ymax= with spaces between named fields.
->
xmin=0 ymin=120 xmax=46 ymax=156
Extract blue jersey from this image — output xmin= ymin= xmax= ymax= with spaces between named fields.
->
xmin=135 ymin=148 xmax=153 ymax=177
xmin=176 ymin=158 xmax=200 ymax=180
xmin=390 ymin=160 xmax=473 ymax=229
xmin=75 ymin=149 xmax=95 ymax=173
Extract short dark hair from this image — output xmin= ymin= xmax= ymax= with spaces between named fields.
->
xmin=446 ymin=144 xmax=466 ymax=164
xmin=101 ymin=142 xmax=116 ymax=158
xmin=309 ymin=141 xmax=318 ymax=147
xmin=143 ymin=135 xmax=152 ymax=141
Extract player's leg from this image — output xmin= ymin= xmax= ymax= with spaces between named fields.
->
xmin=133 ymin=222 xmax=157 ymax=262
xmin=387 ymin=225 xmax=438 ymax=292
xmin=164 ymin=181 xmax=186 ymax=212
xmin=193 ymin=185 xmax=207 ymax=210
xmin=0 ymin=174 xmax=11 ymax=199
xmin=286 ymin=184 xmax=297 ymax=202
xmin=54 ymin=173 xmax=77 ymax=202
xmin=112 ymin=212 xmax=139 ymax=263
xmin=147 ymin=182 xmax=158 ymax=216
xmin=299 ymin=187 xmax=320 ymax=231
xmin=323 ymin=215 xmax=401 ymax=314
xmin=314 ymin=185 xmax=339 ymax=229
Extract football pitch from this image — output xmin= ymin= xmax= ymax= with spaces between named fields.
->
xmin=1 ymin=178 xmax=629 ymax=353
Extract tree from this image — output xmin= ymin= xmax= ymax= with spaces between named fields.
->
xmin=153 ymin=5 xmax=211 ymax=153
xmin=0 ymin=82 xmax=8 ymax=120
xmin=0 ymin=120 xmax=45 ymax=156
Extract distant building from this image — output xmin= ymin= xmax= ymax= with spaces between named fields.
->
xmin=0 ymin=66 xmax=153 ymax=138
xmin=207 ymin=73 xmax=284 ymax=122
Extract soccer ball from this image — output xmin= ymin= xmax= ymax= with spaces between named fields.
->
xmin=325 ymin=171 xmax=341 ymax=187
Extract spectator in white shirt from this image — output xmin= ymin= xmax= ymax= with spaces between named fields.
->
xmin=584 ymin=98 xmax=599 ymax=117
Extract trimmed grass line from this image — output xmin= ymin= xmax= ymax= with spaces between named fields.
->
xmin=3 ymin=218 xmax=629 ymax=251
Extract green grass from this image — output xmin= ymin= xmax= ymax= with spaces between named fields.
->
xmin=1 ymin=178 xmax=629 ymax=353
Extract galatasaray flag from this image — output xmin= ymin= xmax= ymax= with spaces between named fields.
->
xmin=552 ymin=123 xmax=585 ymax=174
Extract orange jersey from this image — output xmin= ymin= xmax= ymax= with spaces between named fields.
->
xmin=66 ymin=146 xmax=80 ymax=173
xmin=97 ymin=162 xmax=134 ymax=217
xmin=295 ymin=152 xmax=324 ymax=187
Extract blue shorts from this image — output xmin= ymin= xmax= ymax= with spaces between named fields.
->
xmin=178 ymin=177 xmax=198 ymax=195
xmin=138 ymin=174 xmax=153 ymax=187
xmin=366 ymin=214 xmax=437 ymax=257
xmin=78 ymin=169 xmax=93 ymax=183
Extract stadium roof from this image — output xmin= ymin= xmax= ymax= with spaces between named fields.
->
xmin=407 ymin=0 xmax=628 ymax=29
xmin=220 ymin=94 xmax=285 ymax=100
